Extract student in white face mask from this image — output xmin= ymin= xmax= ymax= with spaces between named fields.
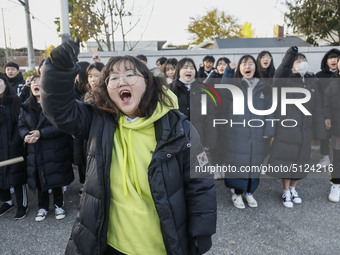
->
xmin=292 ymin=54 xmax=309 ymax=78
xmin=267 ymin=47 xmax=327 ymax=208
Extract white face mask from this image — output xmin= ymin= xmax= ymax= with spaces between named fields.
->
xmin=295 ymin=61 xmax=308 ymax=76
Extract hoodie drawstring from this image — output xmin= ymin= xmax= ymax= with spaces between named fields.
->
xmin=119 ymin=117 xmax=142 ymax=199
xmin=128 ymin=129 xmax=142 ymax=197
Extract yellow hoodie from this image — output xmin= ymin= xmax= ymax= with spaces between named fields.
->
xmin=107 ymin=88 xmax=178 ymax=254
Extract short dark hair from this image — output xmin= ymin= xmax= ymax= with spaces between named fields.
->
xmin=136 ymin=54 xmax=147 ymax=63
xmin=156 ymin=57 xmax=167 ymax=65
xmin=203 ymin=55 xmax=215 ymax=63
xmin=5 ymin=62 xmax=19 ymax=70
xmin=94 ymin=55 xmax=174 ymax=119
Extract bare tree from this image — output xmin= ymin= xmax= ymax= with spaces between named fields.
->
xmin=55 ymin=0 xmax=153 ymax=51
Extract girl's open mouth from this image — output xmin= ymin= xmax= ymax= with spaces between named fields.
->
xmin=245 ymin=70 xmax=252 ymax=74
xmin=119 ymin=90 xmax=131 ymax=103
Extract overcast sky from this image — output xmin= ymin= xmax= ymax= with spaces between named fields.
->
xmin=0 ymin=0 xmax=286 ymax=50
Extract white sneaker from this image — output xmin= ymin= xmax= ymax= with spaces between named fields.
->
xmin=282 ymin=192 xmax=293 ymax=208
xmin=318 ymin=156 xmax=330 ymax=168
xmin=328 ymin=184 xmax=340 ymax=203
xmin=231 ymin=194 xmax=245 ymax=209
xmin=55 ymin=205 xmax=66 ymax=220
xmin=244 ymin=193 xmax=258 ymax=207
xmin=290 ymin=188 xmax=302 ymax=204
xmin=35 ymin=208 xmax=48 ymax=222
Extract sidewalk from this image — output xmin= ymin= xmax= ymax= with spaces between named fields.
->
xmin=0 ymin=149 xmax=339 ymax=255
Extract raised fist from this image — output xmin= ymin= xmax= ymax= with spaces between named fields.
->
xmin=50 ymin=39 xmax=80 ymax=70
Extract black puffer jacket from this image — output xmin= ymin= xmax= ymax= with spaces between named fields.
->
xmin=40 ymin=58 xmax=216 ymax=255
xmin=204 ymin=70 xmax=222 ymax=85
xmin=171 ymin=79 xmax=191 ymax=118
xmin=268 ymin=47 xmax=327 ymax=178
xmin=171 ymin=79 xmax=216 ymax=149
xmin=0 ymin=96 xmax=26 ymax=189
xmin=324 ymin=77 xmax=340 ymax=137
xmin=18 ymin=100 xmax=74 ymax=191
xmin=73 ymin=90 xmax=87 ymax=170
xmin=7 ymin=72 xmax=25 ymax=96
xmin=197 ymin=66 xmax=214 ymax=79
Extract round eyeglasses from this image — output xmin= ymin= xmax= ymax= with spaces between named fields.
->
xmin=105 ymin=73 xmax=144 ymax=89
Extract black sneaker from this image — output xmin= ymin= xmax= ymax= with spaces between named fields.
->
xmin=14 ymin=206 xmax=28 ymax=220
xmin=0 ymin=203 xmax=14 ymax=216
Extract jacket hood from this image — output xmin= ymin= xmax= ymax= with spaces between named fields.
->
xmin=320 ymin=48 xmax=340 ymax=72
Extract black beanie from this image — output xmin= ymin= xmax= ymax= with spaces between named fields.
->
xmin=5 ymin=62 xmax=19 ymax=70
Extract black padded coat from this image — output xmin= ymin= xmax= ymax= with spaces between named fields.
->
xmin=18 ymin=100 xmax=74 ymax=191
xmin=268 ymin=47 xmax=327 ymax=178
xmin=0 ymin=96 xmax=26 ymax=189
xmin=40 ymin=58 xmax=217 ymax=255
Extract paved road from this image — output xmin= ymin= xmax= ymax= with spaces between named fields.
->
xmin=1 ymin=150 xmax=339 ymax=255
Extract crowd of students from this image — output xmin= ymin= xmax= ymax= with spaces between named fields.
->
xmin=0 ymin=40 xmax=339 ymax=254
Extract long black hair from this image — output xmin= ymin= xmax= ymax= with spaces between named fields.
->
xmin=164 ymin=58 xmax=178 ymax=77
xmin=172 ymin=58 xmax=198 ymax=82
xmin=86 ymin=62 xmax=105 ymax=91
xmin=256 ymin=51 xmax=275 ymax=79
xmin=235 ymin=55 xmax=261 ymax=87
xmin=235 ymin=55 xmax=260 ymax=78
xmin=75 ymin=61 xmax=90 ymax=96
xmin=215 ymin=57 xmax=231 ymax=75
xmin=0 ymin=72 xmax=21 ymax=124
xmin=27 ymin=75 xmax=42 ymax=112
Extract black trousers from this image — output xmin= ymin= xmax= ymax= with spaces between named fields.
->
xmin=37 ymin=187 xmax=63 ymax=211
xmin=78 ymin=164 xmax=86 ymax=184
xmin=234 ymin=180 xmax=252 ymax=195
xmin=0 ymin=184 xmax=28 ymax=208
xmin=330 ymin=149 xmax=340 ymax=184
xmin=104 ymin=245 xmax=126 ymax=255
xmin=320 ymin=137 xmax=330 ymax=156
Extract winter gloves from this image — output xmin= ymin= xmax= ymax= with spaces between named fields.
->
xmin=50 ymin=39 xmax=80 ymax=70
